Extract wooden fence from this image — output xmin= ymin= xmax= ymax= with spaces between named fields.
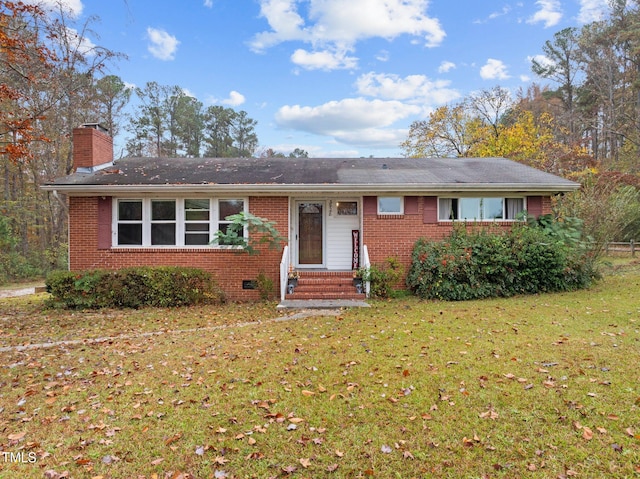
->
xmin=605 ymin=240 xmax=636 ymax=256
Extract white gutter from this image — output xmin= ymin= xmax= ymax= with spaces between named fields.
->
xmin=40 ymin=182 xmax=580 ymax=195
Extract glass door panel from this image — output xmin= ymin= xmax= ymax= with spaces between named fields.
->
xmin=297 ymin=202 xmax=323 ymax=265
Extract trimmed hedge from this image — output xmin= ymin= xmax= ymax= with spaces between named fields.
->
xmin=406 ymin=223 xmax=596 ymax=301
xmin=46 ymin=266 xmax=225 ymax=309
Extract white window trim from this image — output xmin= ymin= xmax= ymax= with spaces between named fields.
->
xmin=438 ymin=196 xmax=526 ymax=222
xmin=112 ymin=197 xmax=248 ymax=248
xmin=377 ymin=196 xmax=404 ymax=215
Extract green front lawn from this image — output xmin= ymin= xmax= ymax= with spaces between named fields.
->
xmin=0 ymin=261 xmax=638 ymax=478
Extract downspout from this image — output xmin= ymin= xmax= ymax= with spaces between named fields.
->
xmin=52 ymin=190 xmax=71 ymax=271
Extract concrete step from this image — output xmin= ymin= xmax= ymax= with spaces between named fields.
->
xmin=287 ymin=291 xmax=366 ymax=300
xmin=286 ymin=271 xmax=364 ymax=300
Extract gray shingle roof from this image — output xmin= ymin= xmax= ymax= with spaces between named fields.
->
xmin=43 ymin=156 xmax=579 ymax=193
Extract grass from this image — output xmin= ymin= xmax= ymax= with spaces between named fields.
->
xmin=0 ymin=260 xmax=639 ymax=478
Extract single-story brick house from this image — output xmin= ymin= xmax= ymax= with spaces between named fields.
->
xmin=43 ymin=124 xmax=580 ymax=302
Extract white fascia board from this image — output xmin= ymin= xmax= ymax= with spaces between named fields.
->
xmin=41 ymin=182 xmax=580 ymax=196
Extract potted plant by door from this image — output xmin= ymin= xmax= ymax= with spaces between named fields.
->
xmin=287 ymin=268 xmax=300 ymax=294
xmin=353 ymin=268 xmax=366 ymax=294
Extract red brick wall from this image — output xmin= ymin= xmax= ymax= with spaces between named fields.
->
xmin=68 ymin=196 xmax=289 ymax=301
xmin=362 ymin=195 xmax=554 ymax=281
xmin=68 ymin=194 xmax=553 ymax=300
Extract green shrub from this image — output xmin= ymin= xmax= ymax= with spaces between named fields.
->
xmin=407 ymin=222 xmax=596 ymax=301
xmin=255 ymin=271 xmax=275 ymax=301
xmin=46 ymin=266 xmax=225 ymax=309
xmin=363 ymin=257 xmax=404 ymax=298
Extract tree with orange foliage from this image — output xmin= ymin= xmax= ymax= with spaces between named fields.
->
xmin=0 ymin=1 xmax=55 ymax=163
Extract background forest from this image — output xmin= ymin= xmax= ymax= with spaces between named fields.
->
xmin=1 ymin=0 xmax=639 ymax=283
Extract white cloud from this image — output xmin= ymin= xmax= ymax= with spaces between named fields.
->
xmin=146 ymin=27 xmax=180 ymax=61
xmin=529 ymin=54 xmax=555 ymax=70
xmin=355 ymin=72 xmax=459 ymax=104
xmin=577 ymin=0 xmax=609 ymax=24
xmin=251 ymin=0 xmax=445 ymax=70
xmin=221 ymin=91 xmax=246 ymax=106
xmin=474 ymin=5 xmax=512 ymax=24
xmin=438 ymin=61 xmax=456 ymax=73
xmin=376 ymin=50 xmax=390 ymax=62
xmin=527 ymin=0 xmax=562 ymax=28
xmin=480 ymin=58 xmax=510 ymax=80
xmin=204 ymin=0 xmax=213 ymax=7
xmin=23 ymin=0 xmax=83 ymax=17
xmin=65 ymin=27 xmax=96 ymax=55
xmin=275 ymin=98 xmax=420 ymax=147
xmin=291 ymin=48 xmax=358 ymax=70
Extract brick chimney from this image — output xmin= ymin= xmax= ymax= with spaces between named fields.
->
xmin=73 ymin=123 xmax=113 ymax=172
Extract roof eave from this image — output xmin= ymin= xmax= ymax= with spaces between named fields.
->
xmin=41 ymin=182 xmax=580 ymax=195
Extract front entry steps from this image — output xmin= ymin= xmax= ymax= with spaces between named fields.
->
xmin=286 ymin=271 xmax=365 ymax=300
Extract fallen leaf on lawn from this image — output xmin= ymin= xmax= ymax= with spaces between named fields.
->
xmin=8 ymin=431 xmax=26 ymax=441
xmin=625 ymin=427 xmax=635 ymax=437
xmin=583 ymin=427 xmax=593 ymax=440
xmin=165 ymin=433 xmax=182 ymax=446
xmin=527 ymin=463 xmax=537 ymax=471
xmin=606 ymin=414 xmax=619 ymax=420
xmin=335 ymin=450 xmax=344 ymax=457
xmin=299 ymin=458 xmax=311 ymax=468
xmin=596 ymin=427 xmax=607 ymax=434
xmin=248 ymin=437 xmax=257 ymax=445
xmin=214 ymin=471 xmax=229 ymax=479
xmin=195 ymin=446 xmax=205 ymax=456
xmin=381 ymin=444 xmax=393 ymax=453
xmin=282 ymin=465 xmax=297 ymax=474
xmin=327 ymin=463 xmax=339 ymax=472
xmin=301 ymin=390 xmax=315 ymax=397
xmin=479 ymin=409 xmax=499 ymax=420
xmin=214 ymin=456 xmax=229 ymax=465
xmin=150 ymin=458 xmax=164 ymax=465
xmin=289 ymin=417 xmax=304 ymax=423
xmin=403 ymin=450 xmax=415 ymax=459
xmin=102 ymin=455 xmax=119 ymax=465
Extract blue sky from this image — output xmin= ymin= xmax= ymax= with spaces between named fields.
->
xmin=34 ymin=0 xmax=612 ymax=157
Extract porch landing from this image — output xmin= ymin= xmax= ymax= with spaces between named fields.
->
xmin=277 ymin=299 xmax=370 ymax=309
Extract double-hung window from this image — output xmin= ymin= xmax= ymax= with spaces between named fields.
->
xmin=151 ymin=200 xmax=176 ymax=245
xmin=217 ymin=199 xmax=245 ymax=245
xmin=114 ymin=198 xmax=246 ymax=247
xmin=184 ymin=199 xmax=211 ymax=245
xmin=117 ymin=200 xmax=143 ymax=245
